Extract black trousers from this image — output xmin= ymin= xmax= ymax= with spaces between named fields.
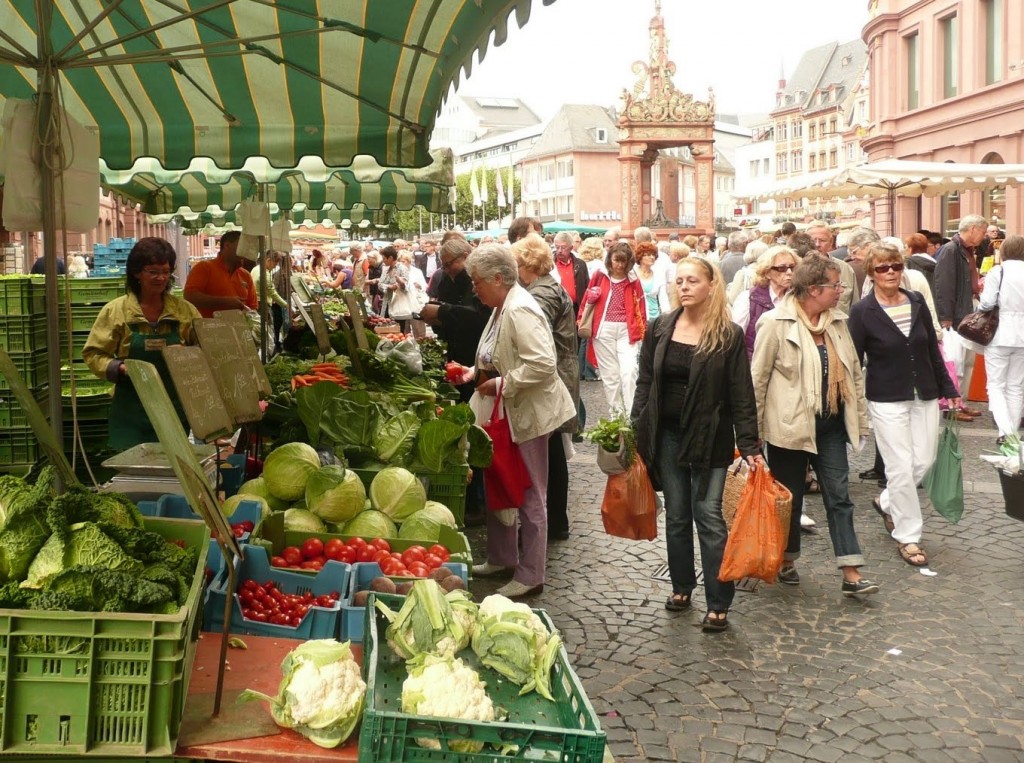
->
xmin=547 ymin=432 xmax=569 ymax=534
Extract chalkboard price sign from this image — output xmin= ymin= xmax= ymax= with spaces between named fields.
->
xmin=162 ymin=345 xmax=235 ymax=441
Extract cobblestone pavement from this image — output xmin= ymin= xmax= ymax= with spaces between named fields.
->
xmin=467 ymin=380 xmax=1024 ymax=762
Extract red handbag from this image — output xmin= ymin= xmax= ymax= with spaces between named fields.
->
xmin=481 ymin=383 xmax=531 ymax=510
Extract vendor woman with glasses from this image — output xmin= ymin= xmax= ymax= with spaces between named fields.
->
xmin=731 ymin=245 xmax=799 ymax=360
xmin=83 ymin=237 xmax=202 ymax=450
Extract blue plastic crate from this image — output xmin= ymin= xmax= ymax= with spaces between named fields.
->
xmin=340 ymin=561 xmax=468 ymax=642
xmin=203 ymin=544 xmax=348 ymax=640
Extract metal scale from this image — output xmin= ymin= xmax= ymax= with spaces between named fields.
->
xmin=99 ymin=442 xmax=220 ymax=501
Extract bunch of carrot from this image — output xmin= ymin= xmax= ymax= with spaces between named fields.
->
xmin=291 ymin=363 xmax=350 ymax=390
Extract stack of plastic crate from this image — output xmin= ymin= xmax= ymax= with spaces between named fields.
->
xmin=0 ymin=277 xmax=49 ymax=473
xmin=1 ymin=244 xmax=20 ymax=275
xmin=91 ymin=237 xmax=135 ymax=276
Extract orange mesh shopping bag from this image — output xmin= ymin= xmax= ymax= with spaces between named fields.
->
xmin=718 ymin=466 xmax=786 ymax=583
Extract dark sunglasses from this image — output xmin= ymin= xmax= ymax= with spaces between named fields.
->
xmin=874 ymin=263 xmax=905 ymax=274
xmin=770 ymin=264 xmax=796 ymax=273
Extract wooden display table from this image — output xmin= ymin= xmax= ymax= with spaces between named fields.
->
xmin=177 ymin=633 xmax=360 ymax=762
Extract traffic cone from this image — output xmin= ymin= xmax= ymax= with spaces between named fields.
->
xmin=967 ymin=352 xmax=988 ymax=403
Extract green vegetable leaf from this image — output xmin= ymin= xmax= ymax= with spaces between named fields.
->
xmin=415 ymin=419 xmax=467 ymax=473
xmin=296 ymin=383 xmax=346 ymax=447
xmin=374 ymin=412 xmax=421 ymax=465
xmin=467 ymin=425 xmax=494 ymax=468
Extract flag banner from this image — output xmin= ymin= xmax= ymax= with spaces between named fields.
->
xmin=480 ymin=167 xmax=489 ymax=205
xmin=495 ymin=165 xmax=506 ymax=208
xmin=470 ymin=164 xmax=481 ymax=207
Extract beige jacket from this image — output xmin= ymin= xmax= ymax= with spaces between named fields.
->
xmin=478 ymin=283 xmax=575 ymax=444
xmin=750 ymin=295 xmax=869 ymax=453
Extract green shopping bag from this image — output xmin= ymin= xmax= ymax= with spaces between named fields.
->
xmin=922 ymin=419 xmax=964 ymax=523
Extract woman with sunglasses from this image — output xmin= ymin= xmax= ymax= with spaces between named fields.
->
xmin=848 ymin=244 xmax=960 ymax=568
xmin=83 ymin=237 xmax=202 ymax=450
xmin=751 ymin=257 xmax=878 ymax=596
xmin=732 ymin=245 xmax=799 ymax=360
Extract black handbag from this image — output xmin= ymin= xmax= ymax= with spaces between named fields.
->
xmin=957 ymin=268 xmax=1002 ymax=346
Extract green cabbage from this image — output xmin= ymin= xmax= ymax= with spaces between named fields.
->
xmin=369 ymin=467 xmax=426 ymax=523
xmin=220 ymin=493 xmax=271 ymax=521
xmin=282 ymin=508 xmax=327 ymax=534
xmin=341 ymin=509 xmax=397 ymax=539
xmin=24 ymin=522 xmax=143 ymax=589
xmin=397 ymin=502 xmax=457 ymax=542
xmin=306 ymin=466 xmax=366 ymax=525
xmin=263 ymin=443 xmax=321 ymax=501
xmin=237 ymin=477 xmax=289 ymax=511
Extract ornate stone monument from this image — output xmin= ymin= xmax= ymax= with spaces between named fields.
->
xmin=618 ymin=1 xmax=716 ymax=237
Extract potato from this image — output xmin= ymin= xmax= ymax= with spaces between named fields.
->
xmin=428 ymin=567 xmax=452 ymax=582
xmin=440 ymin=575 xmax=466 ymax=592
xmin=369 ymin=576 xmax=397 ymax=594
xmin=353 ymin=590 xmax=370 ymax=606
xmin=395 ymin=580 xmax=415 ymax=595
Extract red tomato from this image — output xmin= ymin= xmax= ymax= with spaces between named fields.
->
xmin=281 ymin=547 xmax=303 ymax=566
xmin=357 ymin=544 xmax=378 ymax=563
xmin=249 ymin=611 xmax=268 ymax=622
xmin=380 ymin=560 xmax=399 ymax=576
xmin=270 ymin=556 xmax=288 ymax=568
xmin=428 ymin=544 xmax=450 ymax=562
xmin=314 ymin=594 xmax=336 ymax=607
xmin=339 ymin=547 xmax=356 ymax=564
xmin=290 ymin=615 xmax=304 ymax=627
xmin=423 ymin=553 xmax=443 ymax=570
xmin=300 ymin=559 xmax=324 ymax=571
xmin=349 ymin=536 xmax=367 ymax=549
xmin=401 ymin=546 xmax=426 ymax=567
xmin=324 ymin=538 xmax=346 ymax=561
xmin=370 ymin=538 xmax=391 ymax=553
xmin=301 ymin=538 xmax=324 ymax=560
xmin=373 ymin=549 xmax=392 ymax=565
xmin=408 ymin=562 xmax=430 ymax=578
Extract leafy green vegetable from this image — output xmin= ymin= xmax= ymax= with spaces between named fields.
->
xmin=305 ymin=466 xmax=366 ymax=525
xmin=282 ymin=508 xmax=327 ymax=534
xmin=237 ymin=478 xmax=290 ymax=512
xmin=341 ymin=509 xmax=397 ymax=539
xmin=369 ymin=467 xmax=426 ymax=523
xmin=24 ymin=522 xmax=143 ymax=588
xmin=415 ymin=419 xmax=466 ymax=473
xmin=467 ymin=425 xmax=494 ymax=468
xmin=374 ymin=412 xmax=421 ymax=465
xmin=239 ymin=639 xmax=366 ymax=749
xmin=584 ymin=412 xmax=636 ymax=464
xmin=374 ymin=580 xmax=477 ymax=660
xmin=263 ymin=442 xmax=321 ymax=501
xmin=398 ymin=502 xmax=457 ymax=542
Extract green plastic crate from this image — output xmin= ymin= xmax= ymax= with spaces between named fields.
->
xmin=0 ymin=278 xmax=45 ymax=316
xmin=359 ymin=594 xmax=606 ymax=762
xmin=62 ymin=386 xmax=114 ymax=422
xmin=0 ymin=387 xmax=49 ymax=429
xmin=352 ymin=465 xmax=469 ymax=527
xmin=64 ymin=277 xmax=125 ymax=305
xmin=0 ymin=517 xmax=209 ymax=757
xmin=57 ymin=304 xmax=104 ymax=332
xmin=0 ymin=351 xmax=48 ymax=391
xmin=61 ymin=362 xmax=95 ymax=387
xmin=0 ymin=428 xmax=41 ymax=466
xmin=58 ymin=331 xmax=92 ymax=361
xmin=0 ymin=316 xmax=47 ymax=353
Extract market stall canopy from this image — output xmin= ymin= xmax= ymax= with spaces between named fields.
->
xmin=764 ymin=160 xmax=1024 ymax=202
xmin=103 ymin=149 xmax=455 ymax=218
xmin=543 ymin=220 xmax=609 ymax=235
xmin=159 ymin=204 xmax=381 ymax=232
xmin=0 ymin=0 xmax=558 ymax=170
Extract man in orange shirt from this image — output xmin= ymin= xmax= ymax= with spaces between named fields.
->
xmin=183 ymin=231 xmax=257 ymax=318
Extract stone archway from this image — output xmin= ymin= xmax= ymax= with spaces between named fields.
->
xmin=617 ymin=2 xmax=716 ymax=237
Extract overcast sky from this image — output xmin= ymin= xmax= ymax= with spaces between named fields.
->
xmin=453 ymin=0 xmax=870 ymax=120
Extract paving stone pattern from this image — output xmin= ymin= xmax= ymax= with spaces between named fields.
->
xmin=466 ymin=382 xmax=1024 ymax=762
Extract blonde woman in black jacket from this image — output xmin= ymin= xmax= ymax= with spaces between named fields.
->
xmin=631 ymin=258 xmax=762 ymax=632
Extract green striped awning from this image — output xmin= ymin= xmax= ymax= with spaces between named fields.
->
xmin=0 ymin=0 xmax=556 ymax=170
xmin=103 ymin=149 xmax=454 ymax=216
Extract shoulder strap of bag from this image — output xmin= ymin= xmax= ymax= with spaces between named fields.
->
xmin=489 ymin=379 xmax=505 ymax=425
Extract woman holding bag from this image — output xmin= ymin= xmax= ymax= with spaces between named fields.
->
xmin=459 ymin=243 xmax=575 ymax=599
xmin=631 ymin=258 xmax=763 ymax=632
xmin=849 ymin=243 xmax=960 ymax=567
xmin=979 ymin=235 xmax=1024 ymax=445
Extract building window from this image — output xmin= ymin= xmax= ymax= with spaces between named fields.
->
xmin=557 ymin=159 xmax=573 ymax=180
xmin=941 ymin=190 xmax=961 ymax=237
xmin=750 ymin=160 xmax=759 ymax=178
xmin=809 ymin=154 xmax=817 ymax=171
xmin=791 ymin=151 xmax=802 ymax=172
xmin=905 ymin=32 xmax=919 ymax=109
xmin=540 ymin=164 xmax=555 ymax=182
xmin=984 ymin=0 xmax=1004 ymax=85
xmin=778 ymin=121 xmax=788 ymax=140
xmin=792 ymin=121 xmax=802 ymax=139
xmin=777 ymin=153 xmax=788 ymax=173
xmin=829 ymin=150 xmax=838 ymax=168
xmin=763 ymin=158 xmax=769 ymax=175
xmin=595 ymin=128 xmax=607 ymax=143
xmin=942 ymin=15 xmax=958 ymax=98
xmin=808 ymin=123 xmax=816 ymax=141
xmin=828 ymin=117 xmax=837 ymax=134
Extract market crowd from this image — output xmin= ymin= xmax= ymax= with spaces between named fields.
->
xmin=82 ymin=214 xmax=1022 ymax=628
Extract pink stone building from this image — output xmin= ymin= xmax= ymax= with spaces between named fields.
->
xmin=863 ymin=0 xmax=1024 ymax=236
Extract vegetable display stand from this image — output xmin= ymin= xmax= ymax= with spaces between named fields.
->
xmin=340 ymin=561 xmax=468 ymax=642
xmin=359 ymin=594 xmax=606 ymax=762
xmin=202 ymin=545 xmax=349 ymax=640
xmin=0 ymin=517 xmax=209 ymax=757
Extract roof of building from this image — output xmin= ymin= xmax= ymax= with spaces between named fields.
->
xmin=524 ymin=104 xmax=619 ymax=159
xmin=773 ymin=39 xmax=866 ymax=114
xmin=456 ymin=95 xmax=542 ymax=132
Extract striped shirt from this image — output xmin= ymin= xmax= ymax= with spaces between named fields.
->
xmin=882 ymin=302 xmax=912 ymax=337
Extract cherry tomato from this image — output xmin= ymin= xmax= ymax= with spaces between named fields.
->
xmin=301 ymin=538 xmax=324 ymax=560
xmin=249 ymin=611 xmax=268 ymax=622
xmin=290 ymin=615 xmax=304 ymax=627
xmin=270 ymin=613 xmax=290 ymax=625
xmin=239 ymin=520 xmax=255 ymax=532
xmin=357 ymin=544 xmax=378 ymax=563
xmin=428 ymin=544 xmax=450 ymax=562
xmin=270 ymin=556 xmax=288 ymax=568
xmin=300 ymin=559 xmax=324 ymax=571
xmin=401 ymin=546 xmax=426 ymax=567
xmin=324 ymin=538 xmax=346 ymax=561
xmin=314 ymin=594 xmax=336 ymax=607
xmin=281 ymin=546 xmax=303 ymax=566
xmin=370 ymin=538 xmax=391 ymax=553
xmin=232 ymin=525 xmax=247 ymax=538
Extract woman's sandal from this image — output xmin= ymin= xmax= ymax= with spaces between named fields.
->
xmin=665 ymin=593 xmax=691 ymax=611
xmin=701 ymin=611 xmax=729 ymax=632
xmin=872 ymin=498 xmax=895 ymax=534
xmin=898 ymin=543 xmax=928 ymax=567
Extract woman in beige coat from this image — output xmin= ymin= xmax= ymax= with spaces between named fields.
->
xmin=460 ymin=243 xmax=575 ymax=598
xmin=750 ymin=256 xmax=878 ymax=597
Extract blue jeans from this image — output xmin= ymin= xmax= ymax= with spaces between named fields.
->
xmin=766 ymin=414 xmax=865 ymax=568
xmin=578 ymin=337 xmax=599 ymax=380
xmin=656 ymin=428 xmax=733 ymax=611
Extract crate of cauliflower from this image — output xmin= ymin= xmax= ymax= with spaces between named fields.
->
xmin=360 ymin=585 xmax=606 ymax=761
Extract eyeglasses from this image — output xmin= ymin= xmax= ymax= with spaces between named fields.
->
xmin=873 ymin=263 xmax=905 ymax=274
xmin=141 ymin=269 xmax=173 ymax=279
xmin=770 ymin=264 xmax=796 ymax=273
xmin=816 ymin=282 xmax=846 ymax=291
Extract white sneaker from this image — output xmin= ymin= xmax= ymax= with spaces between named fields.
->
xmin=471 ymin=562 xmax=511 ymax=577
xmin=800 ymin=513 xmax=816 ymax=529
xmin=496 ymin=580 xmax=543 ymax=598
